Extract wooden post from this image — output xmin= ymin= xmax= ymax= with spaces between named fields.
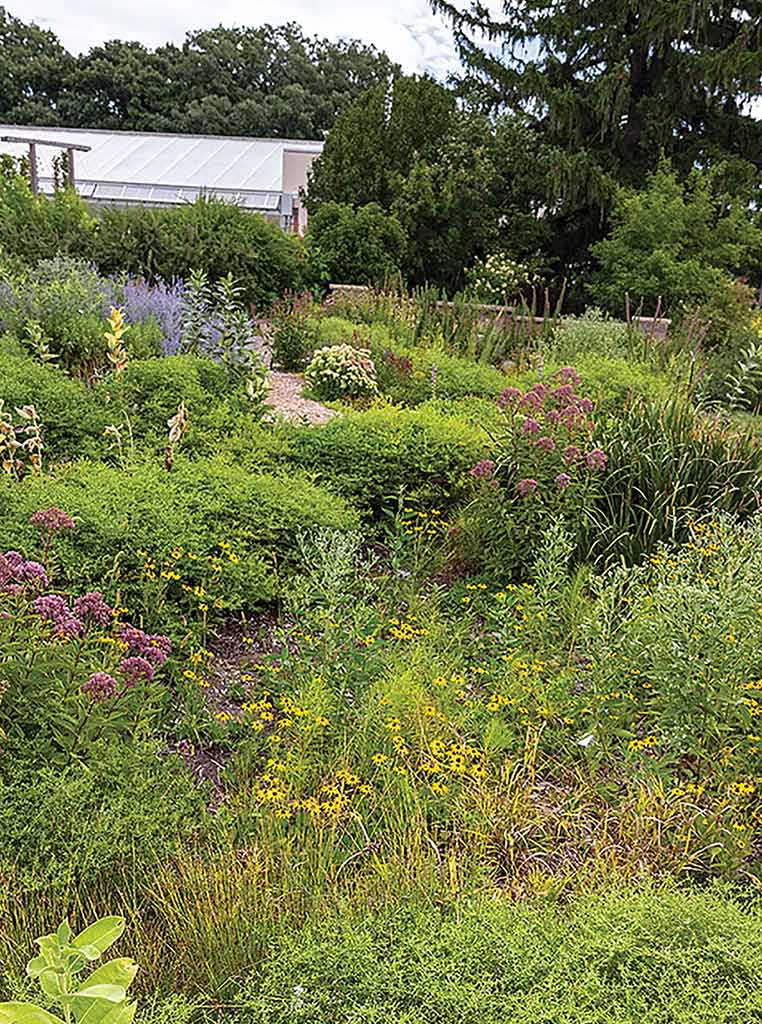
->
xmin=28 ymin=142 xmax=38 ymax=195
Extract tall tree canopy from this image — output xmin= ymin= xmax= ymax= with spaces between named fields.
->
xmin=306 ymin=75 xmax=554 ymax=290
xmin=0 ymin=9 xmax=397 ymax=139
xmin=431 ymin=0 xmax=762 ymax=252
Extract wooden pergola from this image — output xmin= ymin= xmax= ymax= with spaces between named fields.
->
xmin=0 ymin=135 xmax=91 ymax=193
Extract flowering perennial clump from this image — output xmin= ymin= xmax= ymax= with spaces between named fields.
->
xmin=304 ymin=343 xmax=378 ymax=401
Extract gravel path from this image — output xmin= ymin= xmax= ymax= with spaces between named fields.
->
xmin=265 ymin=371 xmax=339 ymax=426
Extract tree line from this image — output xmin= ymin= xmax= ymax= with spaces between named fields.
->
xmin=0 ymin=7 xmax=396 ymax=139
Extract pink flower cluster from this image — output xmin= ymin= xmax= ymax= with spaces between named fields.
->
xmin=0 ymin=550 xmax=49 ymax=594
xmin=469 ymin=459 xmax=496 ymax=480
xmin=119 ymin=624 xmax=171 ymax=666
xmin=29 ymin=507 xmax=75 ymax=534
xmin=33 ymin=593 xmax=86 ymax=638
xmin=82 ymin=671 xmax=120 ymax=703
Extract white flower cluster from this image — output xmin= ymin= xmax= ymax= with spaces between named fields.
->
xmin=304 ymin=343 xmax=379 ymax=399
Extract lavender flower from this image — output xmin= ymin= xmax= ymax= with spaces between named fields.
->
xmin=554 ymin=367 xmax=581 ymax=386
xmin=114 ymin=276 xmax=186 ymax=356
xmin=119 ymin=623 xmax=171 ymax=665
xmin=34 ymin=594 xmax=85 ymax=638
xmin=82 ymin=671 xmax=119 ymax=703
xmin=497 ymin=387 xmax=522 ymax=409
xmin=20 ymin=561 xmax=49 ymax=588
xmin=119 ymin=655 xmax=155 ymax=687
xmin=522 ymin=417 xmax=541 ymax=435
xmin=563 ymin=445 xmax=583 ymax=465
xmin=535 ymin=435 xmax=556 ymax=453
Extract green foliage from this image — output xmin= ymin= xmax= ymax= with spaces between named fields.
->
xmin=306 ymin=203 xmax=406 ymax=286
xmin=285 ymin=405 xmax=487 ymax=518
xmin=314 ymin=317 xmax=508 ymax=405
xmin=0 ymin=352 xmax=109 ymax=462
xmin=589 ymin=162 xmax=761 ymax=315
xmin=92 ymin=199 xmax=305 ymax=309
xmin=239 ymin=886 xmax=762 ymax=1023
xmin=0 ymin=743 xmax=203 ymax=891
xmin=1 ymin=257 xmax=111 ymax=373
xmin=434 ymin=0 xmax=762 ymax=271
xmin=503 ymin=355 xmax=670 ymax=416
xmin=268 ymin=293 xmax=318 ymax=372
xmin=0 ymin=910 xmax=138 ymax=1024
xmin=550 ymin=308 xmax=632 ymax=361
xmin=377 ymin=344 xmax=508 ymax=406
xmin=306 ymin=75 xmax=457 ymax=211
xmin=96 ymin=354 xmax=238 ymax=449
xmin=304 ymin=344 xmax=378 ymax=401
xmin=0 ymin=460 xmax=358 ymax=620
xmin=0 ymin=11 xmax=396 ymax=139
xmin=587 ymin=399 xmax=762 ymax=565
xmin=0 ymin=176 xmax=96 ymax=267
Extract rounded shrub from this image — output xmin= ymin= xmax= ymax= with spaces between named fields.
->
xmin=285 ymin=405 xmax=488 ymax=518
xmin=304 ymin=344 xmax=378 ymax=401
xmin=0 ymin=352 xmax=109 ymax=462
xmin=93 ymin=198 xmax=306 ymax=309
xmin=0 ymin=458 xmax=359 ymax=623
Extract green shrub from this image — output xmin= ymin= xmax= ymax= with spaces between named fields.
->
xmin=285 ymin=405 xmax=488 ymax=518
xmin=502 ymin=355 xmax=670 ymax=415
xmin=0 ymin=741 xmax=204 ymax=892
xmin=0 ymin=352 xmax=109 ymax=461
xmin=381 ymin=345 xmax=507 ymax=405
xmin=125 ymin=317 xmax=164 ymax=360
xmin=1 ymin=257 xmax=112 ymax=372
xmin=587 ymin=399 xmax=762 ymax=564
xmin=238 ymin=886 xmax=762 ymax=1024
xmin=0 ymin=174 xmax=96 ymax=265
xmin=93 ymin=198 xmax=306 ymax=309
xmin=304 ymin=344 xmax=378 ymax=401
xmin=317 ymin=319 xmax=508 ymax=405
xmin=96 ymin=354 xmax=240 ymax=448
xmin=306 ymin=202 xmax=407 ymax=286
xmin=269 ymin=293 xmax=318 ymax=371
xmin=0 ymin=459 xmax=358 ymax=621
xmin=589 ymin=160 xmax=760 ymax=315
xmin=550 ymin=308 xmax=632 ymax=361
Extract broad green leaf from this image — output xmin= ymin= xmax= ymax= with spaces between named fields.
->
xmin=56 ymin=922 xmax=72 ymax=947
xmin=26 ymin=957 xmax=49 ymax=980
xmin=69 ymin=987 xmax=125 ymax=1004
xmin=0 ymin=1004 xmax=66 ymax=1024
xmin=78 ymin=961 xmax=137 ymax=994
xmin=72 ymin=999 xmax=133 ymax=1024
xmin=96 ymin=1002 xmax=136 ymax=1024
xmin=34 ymin=937 xmax=60 ymax=968
xmin=38 ymin=970 xmax=64 ymax=1001
xmin=71 ymin=919 xmax=125 ymax=957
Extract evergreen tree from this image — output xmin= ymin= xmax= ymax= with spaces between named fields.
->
xmin=432 ymin=1 xmax=762 ymax=257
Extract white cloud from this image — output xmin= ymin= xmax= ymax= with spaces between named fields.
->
xmin=23 ymin=0 xmax=460 ymax=76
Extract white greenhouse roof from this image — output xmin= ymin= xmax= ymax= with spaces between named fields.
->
xmin=0 ymin=125 xmax=323 ymax=208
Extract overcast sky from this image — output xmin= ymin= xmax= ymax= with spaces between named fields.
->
xmin=23 ymin=0 xmax=461 ymax=77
